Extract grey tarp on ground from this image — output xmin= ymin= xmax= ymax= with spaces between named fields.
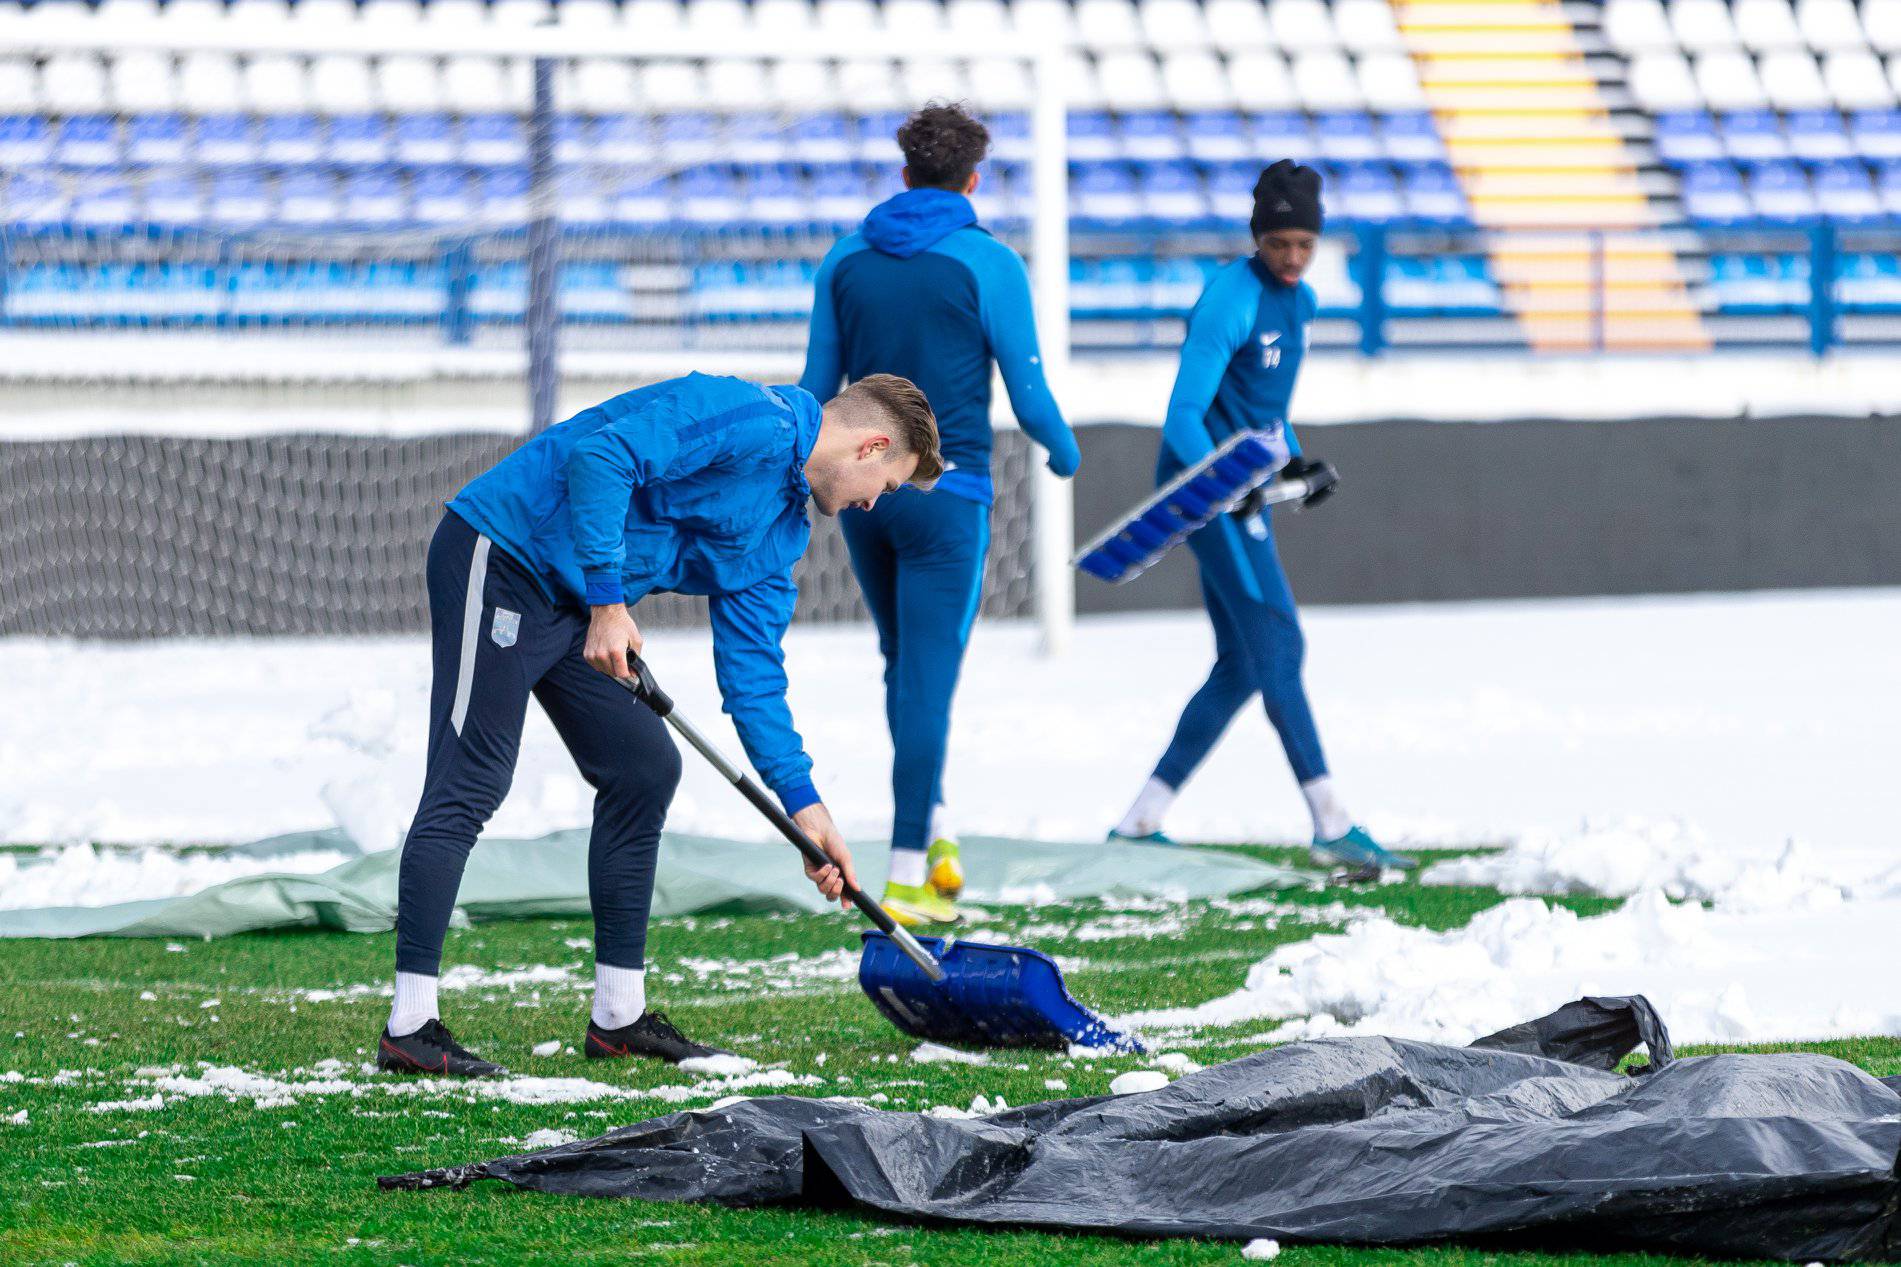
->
xmin=0 ymin=832 xmax=1313 ymax=938
xmin=382 ymin=998 xmax=1901 ymax=1261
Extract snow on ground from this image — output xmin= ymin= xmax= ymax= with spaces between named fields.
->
xmin=0 ymin=842 xmax=355 ymax=911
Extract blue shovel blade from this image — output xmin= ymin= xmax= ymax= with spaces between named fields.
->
xmin=859 ymin=931 xmax=1144 ymax=1053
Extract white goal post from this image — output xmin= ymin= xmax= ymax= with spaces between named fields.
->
xmin=2 ymin=18 xmax=1075 ymax=647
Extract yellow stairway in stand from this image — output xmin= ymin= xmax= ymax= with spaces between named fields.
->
xmin=1393 ymin=0 xmax=1709 ymax=351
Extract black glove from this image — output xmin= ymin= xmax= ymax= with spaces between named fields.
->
xmin=1281 ymin=456 xmax=1340 ymax=509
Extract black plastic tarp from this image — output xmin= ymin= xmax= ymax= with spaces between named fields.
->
xmin=382 ymin=998 xmax=1901 ymax=1260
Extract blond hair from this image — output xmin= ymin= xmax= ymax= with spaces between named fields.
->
xmin=836 ymin=374 xmax=944 ymax=485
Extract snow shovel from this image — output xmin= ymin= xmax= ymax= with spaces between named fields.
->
xmin=618 ymin=657 xmax=1141 ymax=1052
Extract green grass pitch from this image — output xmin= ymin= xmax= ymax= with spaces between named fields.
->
xmin=4 ymin=844 xmax=1896 ymax=1266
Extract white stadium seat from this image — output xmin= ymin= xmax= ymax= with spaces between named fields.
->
xmin=1012 ymin=0 xmax=1081 ymax=45
xmin=968 ymin=56 xmax=1035 ymax=108
xmin=1795 ymin=0 xmax=1867 ymax=53
xmin=1761 ymin=49 xmax=1833 ymax=109
xmin=1627 ymin=51 xmax=1705 ymax=112
xmin=753 ymin=0 xmax=816 ymax=37
xmin=1269 ymin=0 xmax=1340 ymax=54
xmin=1866 ymin=2 xmax=1901 ymax=55
xmin=1061 ymin=50 xmax=1107 ymax=110
xmin=684 ymin=0 xmax=750 ymax=36
xmin=165 ymin=0 xmax=232 ymax=31
xmin=1824 ymin=49 xmax=1895 ymax=108
xmin=1140 ymin=0 xmax=1213 ymax=53
xmin=176 ymin=51 xmax=245 ymax=113
xmin=110 ymin=51 xmax=178 ymax=114
xmin=291 ymin=0 xmax=360 ymax=28
xmin=1603 ymin=0 xmax=1677 ymax=55
xmin=564 ymin=56 xmax=637 ymax=114
xmin=1334 ymin=0 xmax=1404 ymax=54
xmin=1671 ymin=0 xmax=1741 ymax=53
xmin=1891 ymin=54 xmax=1901 ymax=100
xmin=900 ymin=57 xmax=972 ymax=103
xmin=377 ymin=54 xmax=446 ymax=113
xmin=815 ymin=0 xmax=882 ymax=47
xmin=770 ymin=58 xmax=840 ymax=110
xmin=244 ymin=53 xmax=310 ymax=113
xmin=639 ymin=60 xmax=706 ymax=111
xmin=552 ymin=0 xmax=621 ymax=28
xmin=1293 ymin=50 xmax=1363 ymax=110
xmin=1229 ymin=50 xmax=1297 ymax=110
xmin=1098 ymin=50 xmax=1168 ymax=110
xmin=836 ymin=58 xmax=903 ymax=110
xmin=1077 ymin=0 xmax=1144 ymax=51
xmin=357 ymin=0 xmax=423 ymax=29
xmin=41 ymin=54 xmax=110 ymax=114
xmin=1696 ymin=50 xmax=1770 ymax=110
xmin=93 ymin=0 xmax=164 ymax=25
xmin=0 ymin=58 xmax=38 ymax=114
xmin=1206 ymin=0 xmax=1273 ymax=51
xmin=1359 ymin=51 xmax=1426 ymax=112
xmin=885 ymin=0 xmax=948 ymax=38
xmin=1734 ymin=0 xmax=1804 ymax=52
xmin=946 ymin=0 xmax=1009 ymax=39
xmin=622 ymin=0 xmax=685 ymax=37
xmin=226 ymin=0 xmax=294 ymax=31
xmin=309 ymin=55 xmax=377 ymax=115
xmin=490 ymin=0 xmax=554 ymax=28
xmin=1162 ymin=50 xmax=1236 ymax=109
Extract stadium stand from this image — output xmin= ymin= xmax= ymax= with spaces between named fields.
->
xmin=0 ymin=0 xmax=1897 ymax=352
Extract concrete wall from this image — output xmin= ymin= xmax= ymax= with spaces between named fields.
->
xmin=1072 ymin=415 xmax=1901 ymax=612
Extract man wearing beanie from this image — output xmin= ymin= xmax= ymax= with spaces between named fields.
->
xmin=1108 ymin=160 xmax=1415 ymax=873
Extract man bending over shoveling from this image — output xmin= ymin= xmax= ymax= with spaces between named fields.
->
xmin=378 ymin=371 xmax=943 ymax=1077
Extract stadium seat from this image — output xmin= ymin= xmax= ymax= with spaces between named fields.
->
xmin=1629 ymin=53 xmax=1705 ymax=113
xmin=379 ymin=54 xmax=446 ymax=113
xmin=1850 ymin=108 xmax=1901 ymax=158
xmin=1073 ymin=162 xmax=1144 ymax=225
xmin=1269 ymin=0 xmax=1340 ymax=54
xmin=1707 ymin=251 xmax=1807 ymax=311
xmin=143 ymin=175 xmax=206 ymax=227
xmin=308 ymin=55 xmax=375 ymax=116
xmin=1785 ymin=108 xmax=1852 ymax=159
xmin=208 ymin=172 xmax=273 ymax=228
xmin=1011 ymin=0 xmax=1080 ymax=46
xmin=1206 ymin=0 xmax=1273 ymax=49
xmin=1335 ymin=0 xmax=1404 ymax=54
xmin=1835 ymin=251 xmax=1901 ymax=309
xmin=475 ymin=168 xmax=530 ymax=222
xmin=1120 ymin=111 xmax=1185 ymax=161
xmin=658 ymin=114 xmax=722 ymax=167
xmin=1183 ymin=110 xmax=1252 ymax=162
xmin=245 ymin=54 xmax=310 ymax=114
xmin=1077 ymin=0 xmax=1145 ymax=52
xmin=946 ymin=0 xmax=1010 ymax=41
xmin=1698 ymin=51 xmax=1771 ymax=111
xmin=1762 ymin=50 xmax=1833 ymax=110
xmin=1250 ymin=111 xmax=1317 ymax=162
xmin=393 ymin=113 xmax=457 ymax=165
xmin=1825 ymin=50 xmax=1896 ymax=109
xmin=1877 ymin=160 xmax=1901 ymax=213
xmin=969 ymin=57 xmax=1035 ymax=109
xmin=606 ymin=171 xmax=672 ymax=225
xmin=279 ymin=170 xmax=342 ymax=225
xmin=71 ymin=177 xmax=138 ymax=227
xmin=412 ymin=169 xmax=475 ymax=225
xmin=742 ymin=165 xmax=810 ymax=228
xmin=1335 ymin=162 xmax=1403 ymax=222
xmin=622 ymin=0 xmax=685 ymax=37
xmin=1359 ymin=52 xmax=1428 ymax=113
xmin=553 ymin=170 xmax=609 ymax=226
xmin=1205 ymin=158 xmax=1259 ymax=219
xmin=853 ymin=110 xmax=905 ymax=162
xmin=0 ymin=59 xmax=36 ymax=116
xmin=54 ymin=115 xmax=119 ymax=169
xmin=563 ymin=56 xmax=637 ymax=115
xmin=1140 ymin=0 xmax=1212 ymax=54
xmin=1867 ymin=1 xmax=1901 ymax=55
xmin=1315 ymin=111 xmax=1381 ymax=161
xmin=109 ymin=51 xmax=178 ymax=114
xmin=0 ymin=115 xmax=52 ymax=166
xmin=837 ymin=58 xmax=904 ymax=111
xmin=1721 ymin=109 xmax=1788 ymax=160
xmin=1604 ymin=0 xmax=1678 ymax=55
xmin=1098 ymin=51 xmax=1169 ymax=111
xmin=1069 ymin=110 xmax=1120 ymax=160
xmin=443 ymin=55 xmax=529 ymax=113
xmin=194 ymin=113 xmax=259 ymax=167
xmin=593 ymin=114 xmax=658 ymax=166
xmin=1653 ymin=111 xmax=1724 ymax=163
xmin=259 ymin=113 xmax=322 ymax=165
xmin=1402 ymin=163 xmax=1469 ymax=224
xmin=1162 ymin=51 xmax=1237 ymax=111
xmin=1295 ymin=51 xmax=1365 ymax=111
xmin=1795 ymin=0 xmax=1868 ymax=55
xmin=752 ymin=0 xmax=815 ymax=37
xmin=1139 ymin=160 xmax=1211 ymax=224
xmin=1673 ymin=0 xmax=1742 ymax=53
xmin=462 ymin=113 xmax=528 ymax=167
xmin=1812 ymin=158 xmax=1882 ymax=219
xmin=1230 ymin=52 xmax=1298 ymax=111
xmin=1748 ymin=159 xmax=1819 ymax=218
xmin=326 ymin=113 xmax=391 ymax=165
xmin=811 ymin=165 xmax=876 ymax=225
xmin=1680 ymin=160 xmax=1753 ymax=221
xmin=339 ymin=170 xmax=408 ymax=228
xmin=175 ymin=52 xmax=246 ymax=114
xmin=1735 ymin=0 xmax=1806 ymax=53
xmin=41 ymin=54 xmax=110 ymax=116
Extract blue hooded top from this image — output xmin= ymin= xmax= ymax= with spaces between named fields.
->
xmin=799 ymin=188 xmax=1079 ymax=504
xmin=447 ymin=373 xmax=824 ymax=813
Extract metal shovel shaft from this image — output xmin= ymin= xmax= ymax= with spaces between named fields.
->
xmin=615 ymin=660 xmax=947 ymax=983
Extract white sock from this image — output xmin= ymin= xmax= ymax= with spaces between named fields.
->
xmin=592 ymin=963 xmax=647 ymax=1030
xmin=1114 ymin=777 xmax=1177 ymax=838
xmin=387 ymin=972 xmax=439 ymax=1037
xmin=1301 ymin=776 xmax=1353 ymax=842
xmin=889 ymin=848 xmax=927 ymax=887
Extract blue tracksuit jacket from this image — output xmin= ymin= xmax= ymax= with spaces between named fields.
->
xmin=447 ymin=372 xmax=823 ymax=811
xmin=1161 ymin=255 xmax=1313 ymax=470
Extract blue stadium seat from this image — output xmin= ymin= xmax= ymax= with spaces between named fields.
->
xmin=677 ymin=165 xmax=744 ymax=225
xmin=1813 ymin=159 xmax=1881 ymax=222
xmin=987 ymin=111 xmax=1033 ymax=162
xmin=1707 ymin=252 xmax=1808 ymax=312
xmin=1183 ymin=111 xmax=1251 ymax=162
xmin=144 ymin=175 xmax=207 ymax=226
xmin=1878 ymin=161 xmax=1901 ymax=215
xmin=1121 ymin=111 xmax=1185 ymax=161
xmin=1335 ymin=163 xmax=1403 ymax=222
xmin=563 ymin=260 xmax=633 ymax=322
xmin=1151 ymin=256 xmax=1215 ymax=310
xmin=726 ymin=111 xmax=787 ymax=165
xmin=472 ymin=260 xmax=526 ymax=321
xmin=394 ymin=115 xmax=458 ymax=166
xmin=854 ymin=112 xmax=906 ymax=162
xmin=1836 ymin=252 xmax=1901 ymax=310
xmin=1653 ymin=111 xmax=1723 ymax=164
xmin=1249 ymin=112 xmax=1316 ymax=162
xmin=476 ymin=167 xmax=530 ymax=221
xmin=593 ymin=115 xmax=656 ymax=166
xmin=1681 ymin=161 xmax=1751 ymax=223
xmin=1070 ymin=256 xmax=1150 ymax=317
xmin=788 ymin=114 xmax=854 ymax=164
xmin=279 ymin=170 xmax=341 ymax=225
xmin=1721 ymin=111 xmax=1787 ymax=163
xmin=744 ymin=164 xmax=809 ymax=228
xmin=1786 ymin=109 xmax=1852 ymax=162
xmin=340 ymin=170 xmax=408 ymax=228
xmin=1402 ymin=163 xmax=1468 ymax=224
xmin=1315 ymin=112 xmax=1381 ymax=162
xmin=0 ymin=115 xmax=52 ymax=166
xmin=69 ymin=176 xmax=136 ymax=225
xmin=259 ymin=114 xmax=322 ymax=165
xmin=553 ymin=114 xmax=592 ymax=164
xmin=1069 ymin=111 xmax=1119 ymax=161
xmin=658 ymin=113 xmax=721 ymax=164
xmin=1072 ymin=162 xmax=1143 ymax=227
xmin=1 ymin=170 xmax=63 ymax=226
xmin=606 ymin=171 xmax=672 ymax=225
xmin=462 ymin=113 xmax=527 ymax=167
xmin=1379 ymin=111 xmax=1445 ymax=162
xmin=125 ymin=113 xmax=188 ymax=165
xmin=1748 ymin=161 xmax=1818 ymax=221
xmin=1850 ymin=110 xmax=1901 ymax=161
xmin=1382 ymin=256 xmax=1502 ymax=315
xmin=555 ymin=169 xmax=609 ymax=226
xmin=412 ymin=169 xmax=475 ymax=225
xmin=55 ymin=115 xmax=120 ymax=169
xmin=1138 ymin=161 xmax=1210 ymax=225
xmin=327 ymin=114 xmax=391 ymax=165
xmin=208 ymin=172 xmax=272 ymax=228
xmin=195 ymin=114 xmax=259 ymax=167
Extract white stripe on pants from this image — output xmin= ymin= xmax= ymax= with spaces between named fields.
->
xmin=450 ymin=535 xmax=492 ymax=737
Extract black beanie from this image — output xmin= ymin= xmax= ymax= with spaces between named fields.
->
xmin=1250 ymin=159 xmax=1324 ymax=236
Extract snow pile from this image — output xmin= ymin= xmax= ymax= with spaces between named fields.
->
xmin=1123 ymin=890 xmax=1901 ymax=1046
xmin=519 ymin=1128 xmax=577 ymax=1149
xmin=1109 ymin=1070 xmax=1170 ymax=1095
xmin=0 ymin=843 xmax=352 ymax=911
xmin=530 ymin=1040 xmax=561 ymax=1058
xmin=1425 ymin=824 xmax=1899 ymax=911
xmin=910 ymin=1042 xmax=989 ymax=1066
xmin=676 ymin=1054 xmax=758 ymax=1078
xmin=1242 ymin=1239 xmax=1281 ymax=1261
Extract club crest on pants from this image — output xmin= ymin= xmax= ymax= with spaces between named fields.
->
xmin=491 ymin=608 xmax=520 ymax=648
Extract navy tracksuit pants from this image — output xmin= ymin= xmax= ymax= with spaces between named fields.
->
xmin=840 ymin=487 xmax=990 ymax=856
xmin=1151 ymin=499 xmax=1329 ymax=791
xmin=395 ymin=510 xmax=682 ymax=976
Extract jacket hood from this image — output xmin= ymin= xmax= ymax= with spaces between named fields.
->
xmin=860 ymin=188 xmax=978 ymax=259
